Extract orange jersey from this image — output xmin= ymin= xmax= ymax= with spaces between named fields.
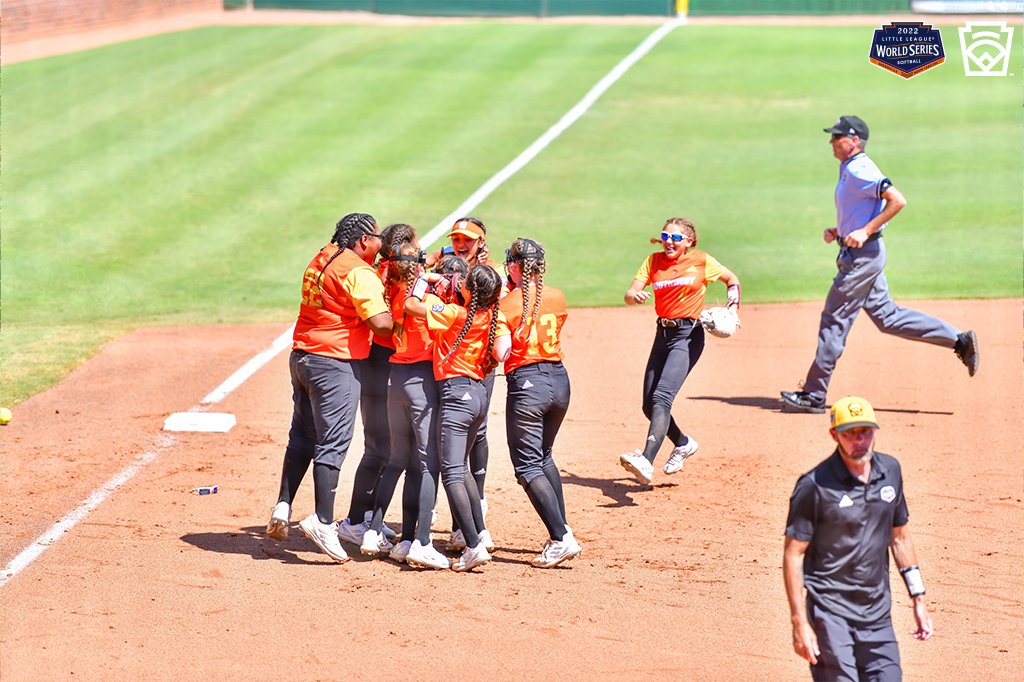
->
xmin=633 ymin=249 xmax=724 ymax=320
xmin=389 ymin=283 xmax=433 ymax=364
xmin=499 ymin=285 xmax=567 ymax=373
xmin=293 ymin=245 xmax=388 ymax=360
xmin=424 ymin=294 xmax=510 ymax=381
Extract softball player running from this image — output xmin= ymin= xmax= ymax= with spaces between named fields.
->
xmin=619 ymin=217 xmax=741 ymax=485
xmin=265 ymin=213 xmax=391 ymax=563
xmin=500 ymin=238 xmax=581 ymax=568
xmin=405 ymin=264 xmax=510 ymax=571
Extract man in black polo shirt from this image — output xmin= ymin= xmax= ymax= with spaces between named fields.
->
xmin=783 ymin=396 xmax=933 ymax=680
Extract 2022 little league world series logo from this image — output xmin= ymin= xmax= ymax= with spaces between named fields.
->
xmin=870 ymin=22 xmax=945 ymax=79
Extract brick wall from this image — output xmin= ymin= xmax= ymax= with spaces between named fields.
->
xmin=1 ymin=0 xmax=224 ymax=43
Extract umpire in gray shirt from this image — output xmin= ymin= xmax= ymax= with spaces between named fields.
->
xmin=784 ymin=396 xmax=933 ymax=681
xmin=780 ymin=115 xmax=979 ymax=414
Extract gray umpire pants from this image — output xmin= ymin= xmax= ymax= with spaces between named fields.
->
xmin=803 ymin=238 xmax=959 ymax=404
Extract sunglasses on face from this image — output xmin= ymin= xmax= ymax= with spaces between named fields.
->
xmin=661 ymin=232 xmax=686 ymax=243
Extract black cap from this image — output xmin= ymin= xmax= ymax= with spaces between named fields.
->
xmin=824 ymin=115 xmax=868 ymax=140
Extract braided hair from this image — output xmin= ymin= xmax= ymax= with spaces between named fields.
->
xmin=440 ymin=264 xmax=502 ymax=374
xmin=318 ymin=212 xmax=378 ymax=289
xmin=435 ymin=254 xmax=470 ymax=305
xmin=506 ymin=238 xmax=546 ymax=336
xmin=379 ymin=223 xmax=417 ymax=262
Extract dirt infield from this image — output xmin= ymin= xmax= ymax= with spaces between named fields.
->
xmin=1 ymin=300 xmax=1020 ymax=679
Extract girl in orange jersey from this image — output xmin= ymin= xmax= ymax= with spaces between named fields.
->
xmin=405 ymin=264 xmax=510 ymax=571
xmin=338 ymin=223 xmax=412 ymax=552
xmin=500 ymin=238 xmax=581 ymax=568
xmin=619 ymin=217 xmax=742 ymax=486
xmin=358 ymin=236 xmax=454 ymax=569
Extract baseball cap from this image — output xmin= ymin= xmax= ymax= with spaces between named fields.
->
xmin=824 ymin=115 xmax=869 ymax=140
xmin=447 ymin=218 xmax=485 ymax=241
xmin=830 ymin=396 xmax=880 ymax=432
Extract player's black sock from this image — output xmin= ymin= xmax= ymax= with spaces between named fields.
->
xmin=523 ymin=476 xmax=568 ymax=541
xmin=541 ymin=457 xmax=567 ymax=522
xmin=416 ymin=469 xmax=439 ymax=545
xmin=312 ymin=462 xmax=340 ymax=525
xmin=442 ymin=477 xmax=479 ymax=549
xmin=642 ymin=404 xmax=673 ymax=462
xmin=277 ymin=446 xmax=312 ymax=505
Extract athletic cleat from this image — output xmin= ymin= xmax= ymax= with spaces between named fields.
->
xmin=389 ymin=540 xmax=412 ymax=563
xmin=360 ymin=528 xmax=393 ymax=556
xmin=531 ymin=530 xmax=582 ymax=569
xmin=266 ymin=501 xmax=290 ymax=541
xmin=955 ymin=330 xmax=979 ymax=377
xmin=663 ymin=437 xmax=700 ymax=475
xmin=298 ymin=514 xmax=349 ymax=563
xmin=406 ymin=540 xmax=451 ymax=570
xmin=337 ymin=518 xmax=369 ymax=546
xmin=451 ymin=543 xmax=491 ymax=572
xmin=619 ymin=450 xmax=653 ymax=485
xmin=364 ymin=510 xmax=398 ymax=543
xmin=780 ymin=391 xmax=826 ymax=414
xmin=478 ymin=528 xmax=496 ymax=553
xmin=446 ymin=528 xmax=467 ymax=552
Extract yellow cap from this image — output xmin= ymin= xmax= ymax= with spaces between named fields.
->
xmin=829 ymin=396 xmax=879 ymax=432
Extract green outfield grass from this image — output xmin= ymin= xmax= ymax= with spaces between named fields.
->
xmin=1 ymin=22 xmax=1020 ymax=404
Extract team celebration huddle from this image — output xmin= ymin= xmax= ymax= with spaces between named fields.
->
xmin=263 ymin=212 xmax=579 ymax=572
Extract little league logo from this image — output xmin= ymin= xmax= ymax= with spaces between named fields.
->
xmin=869 ymin=22 xmax=945 ymax=79
xmin=959 ymin=22 xmax=1015 ymax=76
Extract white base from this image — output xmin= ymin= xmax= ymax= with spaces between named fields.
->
xmin=163 ymin=412 xmax=236 ymax=432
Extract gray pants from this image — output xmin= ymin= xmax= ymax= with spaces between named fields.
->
xmin=286 ymin=350 xmax=362 ymax=469
xmin=808 ymin=600 xmax=901 ymax=682
xmin=803 ymin=239 xmax=958 ymax=403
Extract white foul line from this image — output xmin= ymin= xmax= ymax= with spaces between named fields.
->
xmin=420 ymin=17 xmax=685 ymax=249
xmin=0 ymin=20 xmax=683 ymax=587
xmin=0 ymin=327 xmax=295 ymax=588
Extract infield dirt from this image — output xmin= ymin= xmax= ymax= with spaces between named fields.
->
xmin=1 ymin=300 xmax=1020 ymax=679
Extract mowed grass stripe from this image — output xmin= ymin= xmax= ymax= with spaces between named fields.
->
xmin=470 ymin=25 xmax=1021 ymax=305
xmin=0 ymin=23 xmax=656 ymax=402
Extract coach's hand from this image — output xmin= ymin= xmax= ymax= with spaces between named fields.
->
xmin=912 ymin=598 xmax=933 ymax=641
xmin=823 ymin=227 xmax=839 ymax=244
xmin=792 ymin=621 xmax=820 ymax=665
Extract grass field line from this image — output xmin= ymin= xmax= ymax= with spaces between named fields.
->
xmin=420 ymin=15 xmax=686 ymax=248
xmin=2 ymin=18 xmax=684 ymax=587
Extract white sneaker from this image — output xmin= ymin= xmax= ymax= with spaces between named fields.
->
xmin=407 ymin=540 xmax=451 ymax=570
xmin=531 ymin=530 xmax=582 ymax=568
xmin=446 ymin=528 xmax=467 ymax=551
xmin=478 ymin=528 xmax=496 ymax=553
xmin=365 ymin=510 xmax=397 ymax=542
xmin=266 ymin=501 xmax=290 ymax=541
xmin=452 ymin=543 xmax=491 ymax=572
xmin=337 ymin=518 xmax=369 ymax=545
xmin=389 ymin=540 xmax=412 ymax=563
xmin=360 ymin=528 xmax=394 ymax=556
xmin=298 ymin=514 xmax=349 ymax=563
xmin=619 ymin=450 xmax=653 ymax=484
xmin=663 ymin=436 xmax=699 ymax=475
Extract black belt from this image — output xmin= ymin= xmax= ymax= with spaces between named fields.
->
xmin=657 ymin=317 xmax=695 ymax=329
